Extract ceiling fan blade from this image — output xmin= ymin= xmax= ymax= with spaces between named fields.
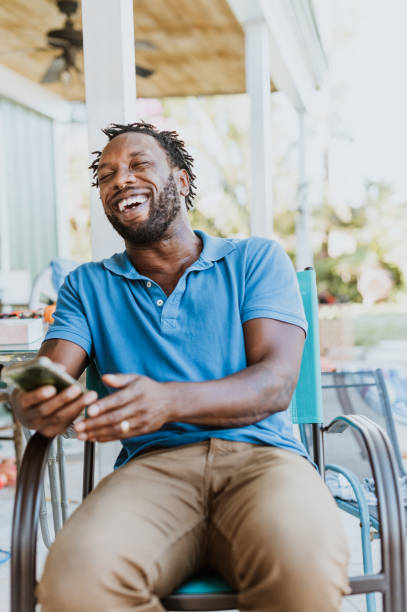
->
xmin=41 ymin=55 xmax=67 ymax=83
xmin=134 ymin=40 xmax=157 ymax=51
xmin=47 ymin=35 xmax=72 ymax=49
xmin=135 ymin=64 xmax=154 ymax=78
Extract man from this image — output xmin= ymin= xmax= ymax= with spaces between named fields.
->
xmin=12 ymin=123 xmax=349 ymax=611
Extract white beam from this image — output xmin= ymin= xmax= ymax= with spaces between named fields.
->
xmin=53 ymin=121 xmax=70 ymax=258
xmin=81 ymin=0 xmax=137 ymax=261
xmin=244 ymin=19 xmax=272 ymax=236
xmin=227 ymin=0 xmax=328 ymax=112
xmin=0 ymin=64 xmax=71 ymax=121
xmin=0 ymin=100 xmax=10 ymax=275
xmin=259 ymin=0 xmax=326 ymax=111
xmin=295 ymin=109 xmax=313 ymax=270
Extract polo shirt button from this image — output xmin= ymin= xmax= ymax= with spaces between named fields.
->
xmin=146 ymin=281 xmax=152 ymax=288
xmin=156 ymin=299 xmax=164 ymax=307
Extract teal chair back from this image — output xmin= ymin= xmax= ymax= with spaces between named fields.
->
xmin=85 ymin=365 xmax=107 ymax=404
xmin=289 ymin=268 xmax=323 ymax=426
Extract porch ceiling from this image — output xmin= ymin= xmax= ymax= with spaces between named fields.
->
xmin=0 ymin=0 xmax=271 ymax=101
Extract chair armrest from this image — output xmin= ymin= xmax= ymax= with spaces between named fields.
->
xmin=11 ymin=432 xmax=54 ymax=612
xmin=324 ymin=414 xmax=406 ymax=605
xmin=325 ymin=463 xmax=373 ymax=531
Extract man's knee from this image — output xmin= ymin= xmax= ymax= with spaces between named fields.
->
xmin=237 ymin=525 xmax=350 ymax=611
xmin=37 ymin=529 xmax=154 ymax=611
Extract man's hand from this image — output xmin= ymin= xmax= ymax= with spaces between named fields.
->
xmin=11 ymin=385 xmax=98 ymax=438
xmin=74 ymin=374 xmax=173 ymax=442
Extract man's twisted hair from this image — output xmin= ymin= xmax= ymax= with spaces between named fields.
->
xmin=89 ymin=122 xmax=197 ymax=210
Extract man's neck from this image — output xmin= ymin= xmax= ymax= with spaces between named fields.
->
xmin=125 ymin=222 xmax=202 ymax=292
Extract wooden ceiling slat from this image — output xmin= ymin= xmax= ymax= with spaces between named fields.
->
xmin=0 ymin=0 xmax=247 ymax=101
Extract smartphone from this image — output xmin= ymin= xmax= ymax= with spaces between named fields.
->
xmin=1 ymin=356 xmax=82 ymax=393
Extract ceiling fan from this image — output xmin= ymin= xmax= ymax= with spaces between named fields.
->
xmin=2 ymin=0 xmax=156 ymax=85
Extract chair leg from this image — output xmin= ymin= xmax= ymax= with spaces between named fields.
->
xmin=327 ymin=415 xmax=407 ymax=611
xmin=57 ymin=435 xmax=69 ymax=523
xmin=82 ymin=440 xmax=95 ymax=500
xmin=327 ymin=463 xmax=377 ymax=612
xmin=374 ymin=424 xmax=407 ymax=612
xmin=47 ymin=438 xmax=62 ymax=535
xmin=13 ymin=418 xmax=24 ymax=472
xmin=359 ymin=518 xmax=377 ymax=612
xmin=11 ymin=432 xmax=54 ymax=612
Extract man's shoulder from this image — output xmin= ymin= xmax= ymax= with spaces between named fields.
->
xmin=63 ymin=255 xmax=123 ymax=292
xmin=224 ymin=235 xmax=287 ymax=264
xmin=67 ymin=259 xmax=105 ymax=280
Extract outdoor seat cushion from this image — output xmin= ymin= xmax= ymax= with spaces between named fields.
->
xmin=175 ymin=571 xmax=234 ymax=595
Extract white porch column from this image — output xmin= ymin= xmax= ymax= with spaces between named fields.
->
xmin=82 ymin=0 xmax=137 ymax=261
xmin=82 ymin=0 xmax=137 ymax=479
xmin=244 ymin=19 xmax=272 ymax=236
xmin=53 ymin=121 xmax=70 ymax=258
xmin=0 ymin=103 xmax=10 ymax=277
xmin=295 ymin=109 xmax=313 ymax=270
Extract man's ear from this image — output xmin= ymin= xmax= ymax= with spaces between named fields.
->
xmin=176 ymin=169 xmax=190 ymax=198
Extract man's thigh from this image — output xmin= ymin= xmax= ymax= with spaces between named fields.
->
xmin=208 ymin=444 xmax=349 ymax=611
xmin=38 ymin=443 xmax=209 ymax=610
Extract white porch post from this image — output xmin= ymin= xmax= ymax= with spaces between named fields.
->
xmin=82 ymin=0 xmax=137 ymax=261
xmin=82 ymin=0 xmax=137 ymax=478
xmin=0 ymin=104 xmax=10 ymax=277
xmin=244 ymin=19 xmax=272 ymax=236
xmin=52 ymin=121 xmax=70 ymax=258
xmin=295 ymin=108 xmax=313 ymax=270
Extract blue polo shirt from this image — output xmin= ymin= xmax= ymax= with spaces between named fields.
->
xmin=45 ymin=231 xmax=309 ymax=467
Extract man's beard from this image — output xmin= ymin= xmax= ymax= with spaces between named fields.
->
xmin=106 ymin=174 xmax=181 ymax=245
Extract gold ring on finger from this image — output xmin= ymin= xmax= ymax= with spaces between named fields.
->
xmin=120 ymin=420 xmax=130 ymax=434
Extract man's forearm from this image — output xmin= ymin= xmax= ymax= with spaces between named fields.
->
xmin=166 ymin=359 xmax=299 ymax=428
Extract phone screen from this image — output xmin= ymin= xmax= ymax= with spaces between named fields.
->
xmin=7 ymin=365 xmax=75 ymax=393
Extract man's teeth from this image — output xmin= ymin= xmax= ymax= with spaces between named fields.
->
xmin=118 ymin=195 xmax=148 ymax=212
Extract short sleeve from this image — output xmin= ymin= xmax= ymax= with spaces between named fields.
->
xmin=241 ymin=238 xmax=308 ymax=334
xmin=44 ymin=272 xmax=93 ymax=356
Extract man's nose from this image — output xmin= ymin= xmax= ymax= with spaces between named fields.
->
xmin=114 ymin=169 xmax=137 ymax=190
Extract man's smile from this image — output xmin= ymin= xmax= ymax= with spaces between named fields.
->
xmin=117 ymin=194 xmax=148 ymax=212
xmin=109 ymin=188 xmax=152 ymax=219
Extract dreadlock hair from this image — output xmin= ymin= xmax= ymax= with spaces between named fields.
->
xmin=89 ymin=122 xmax=197 ymax=210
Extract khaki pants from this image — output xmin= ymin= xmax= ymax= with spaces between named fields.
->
xmin=38 ymin=439 xmax=350 ymax=611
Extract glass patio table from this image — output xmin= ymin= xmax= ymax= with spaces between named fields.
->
xmin=0 ymin=338 xmax=43 ymax=466
xmin=0 ymin=337 xmax=43 ymax=362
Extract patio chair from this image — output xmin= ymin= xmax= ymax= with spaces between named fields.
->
xmin=10 ymin=269 xmax=407 ymax=611
xmin=0 ymin=384 xmax=24 ymax=470
xmin=300 ymin=368 xmax=407 ymax=612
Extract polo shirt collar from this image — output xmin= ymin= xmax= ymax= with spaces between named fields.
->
xmin=102 ymin=230 xmax=236 ymax=280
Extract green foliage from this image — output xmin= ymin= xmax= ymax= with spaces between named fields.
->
xmin=314 ymin=253 xmax=360 ymax=302
xmin=303 ymin=183 xmax=406 ymax=301
xmin=189 ymin=208 xmax=226 ymax=237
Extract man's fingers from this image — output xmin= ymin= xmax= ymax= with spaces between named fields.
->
xmin=26 ymin=385 xmax=84 ymax=417
xmin=86 ymin=384 xmax=139 ymax=417
xmin=33 ymin=389 xmax=97 ymax=422
xmin=75 ymin=403 xmax=138 ymax=435
xmin=39 ymin=393 xmax=98 ymax=438
xmin=101 ymin=373 xmax=139 ymax=388
xmin=33 ymin=390 xmax=98 ymax=437
xmin=18 ymin=385 xmax=57 ymax=409
xmin=78 ymin=415 xmax=145 ymax=442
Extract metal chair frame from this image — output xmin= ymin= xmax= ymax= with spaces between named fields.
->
xmin=10 ymin=269 xmax=407 ymax=611
xmin=305 ymin=368 xmax=407 ymax=612
xmin=11 ymin=416 xmax=406 ymax=611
